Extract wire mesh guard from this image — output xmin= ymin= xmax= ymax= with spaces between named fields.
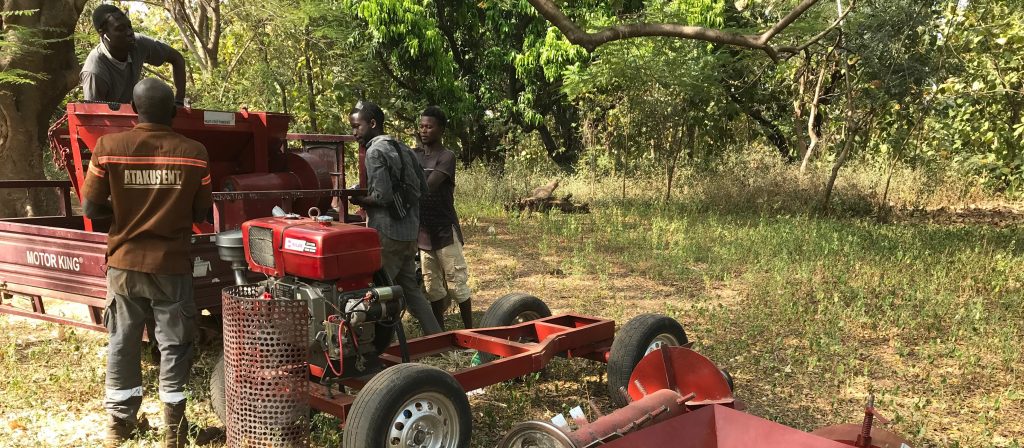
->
xmin=223 ymin=285 xmax=310 ymax=447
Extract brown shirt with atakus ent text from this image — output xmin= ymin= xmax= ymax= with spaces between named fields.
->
xmin=82 ymin=123 xmax=213 ymax=275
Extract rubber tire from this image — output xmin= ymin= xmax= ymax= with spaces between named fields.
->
xmin=477 ymin=293 xmax=552 ymax=363
xmin=210 ymin=353 xmax=226 ymax=424
xmin=721 ymin=368 xmax=735 ymax=392
xmin=606 ymin=314 xmax=688 ymax=407
xmin=341 ymin=363 xmax=472 ymax=448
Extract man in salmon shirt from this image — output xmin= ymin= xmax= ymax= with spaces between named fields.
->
xmin=82 ymin=78 xmax=212 ymax=448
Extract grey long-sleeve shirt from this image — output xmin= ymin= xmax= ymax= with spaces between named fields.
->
xmin=360 ymin=135 xmax=428 ymax=241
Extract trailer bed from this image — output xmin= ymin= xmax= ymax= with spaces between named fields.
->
xmin=0 ymin=216 xmax=235 ymax=331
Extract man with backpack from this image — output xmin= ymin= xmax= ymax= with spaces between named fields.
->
xmin=348 ymin=102 xmax=442 ymax=335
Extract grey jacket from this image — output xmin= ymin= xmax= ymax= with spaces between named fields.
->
xmin=361 ymin=135 xmax=428 ymax=241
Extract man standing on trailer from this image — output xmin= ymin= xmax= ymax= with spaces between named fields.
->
xmin=348 ymin=101 xmax=442 ymax=335
xmin=82 ymin=78 xmax=212 ymax=448
xmin=414 ymin=106 xmax=474 ymax=330
xmin=81 ymin=4 xmax=188 ymax=104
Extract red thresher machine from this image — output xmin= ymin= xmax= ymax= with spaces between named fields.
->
xmin=497 ymin=346 xmax=911 ymax=448
xmin=0 ymin=103 xmax=911 ymax=447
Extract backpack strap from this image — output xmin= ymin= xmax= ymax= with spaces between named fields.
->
xmin=384 ymin=140 xmax=407 ymax=186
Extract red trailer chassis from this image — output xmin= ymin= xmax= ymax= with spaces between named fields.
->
xmin=309 ymin=314 xmax=615 ymax=423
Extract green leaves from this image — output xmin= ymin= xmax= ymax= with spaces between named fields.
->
xmin=0 ymin=9 xmax=39 ymax=18
xmin=922 ymin=1 xmax=1024 ymax=188
xmin=1 ymin=9 xmax=61 ymax=87
xmin=0 ymin=69 xmax=44 ymax=85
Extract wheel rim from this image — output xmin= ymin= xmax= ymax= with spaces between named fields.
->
xmin=498 ymin=422 xmax=574 ymax=448
xmin=513 ymin=311 xmax=542 ymax=324
xmin=644 ymin=333 xmax=681 ymax=356
xmin=502 ymin=431 xmax=564 ymax=448
xmin=388 ymin=392 xmax=461 ymax=448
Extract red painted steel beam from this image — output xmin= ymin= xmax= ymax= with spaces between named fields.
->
xmin=0 ymin=303 xmax=105 ymax=332
xmin=307 ymin=380 xmax=356 ymax=424
xmin=0 ymin=283 xmax=105 ymax=307
xmin=287 ymin=133 xmax=356 ymax=143
xmin=0 ymin=217 xmax=82 ymax=227
xmin=600 ymin=405 xmax=855 ymax=448
xmin=376 ymin=315 xmax=615 ymax=392
xmin=211 ymin=189 xmax=366 ymax=202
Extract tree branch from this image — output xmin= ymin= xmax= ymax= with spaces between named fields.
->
xmin=526 ymin=0 xmax=830 ymax=61
xmin=778 ymin=0 xmax=856 ymax=56
xmin=142 ymin=65 xmax=171 ymax=83
xmin=223 ymin=32 xmax=255 ymax=80
xmin=759 ymin=0 xmax=822 ymax=43
xmin=209 ymin=0 xmax=221 ymax=66
xmin=375 ymin=52 xmax=420 ymax=94
xmin=434 ymin=2 xmax=468 ymax=72
xmin=164 ymin=0 xmax=214 ymax=71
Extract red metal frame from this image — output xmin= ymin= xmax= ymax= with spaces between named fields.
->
xmin=601 ymin=404 xmax=855 ymax=448
xmin=286 ymin=132 xmax=362 ymax=220
xmin=307 ymin=314 xmax=616 ymax=423
xmin=0 ymin=103 xmax=631 ymax=437
xmin=520 ymin=347 xmax=911 ymax=448
xmin=1 ymin=103 xmax=366 ymax=329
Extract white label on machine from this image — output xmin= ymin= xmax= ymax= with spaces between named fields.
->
xmin=284 ymin=238 xmax=317 ymax=254
xmin=203 ymin=111 xmax=236 ymax=126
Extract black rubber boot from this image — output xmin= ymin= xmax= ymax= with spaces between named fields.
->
xmin=163 ymin=401 xmax=188 ymax=448
xmin=458 ymin=299 xmax=473 ymax=329
xmin=105 ymin=415 xmax=149 ymax=448
xmin=431 ymin=300 xmax=447 ymax=331
xmin=104 ymin=416 xmax=132 ymax=448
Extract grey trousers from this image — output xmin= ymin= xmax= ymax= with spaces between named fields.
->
xmin=104 ymin=267 xmax=197 ymax=420
xmin=379 ymin=235 xmax=442 ymax=335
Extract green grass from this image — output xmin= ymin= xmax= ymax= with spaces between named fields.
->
xmin=1 ymin=156 xmax=1022 ymax=447
xmin=470 ymin=200 xmax=1023 ymax=446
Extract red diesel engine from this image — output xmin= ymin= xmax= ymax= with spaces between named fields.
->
xmin=217 ymin=210 xmax=404 ymax=379
xmin=241 ymin=214 xmax=381 ymax=290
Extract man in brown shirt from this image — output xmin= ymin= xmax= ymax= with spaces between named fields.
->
xmin=82 ymin=78 xmax=212 ymax=448
xmin=414 ymin=106 xmax=473 ymax=330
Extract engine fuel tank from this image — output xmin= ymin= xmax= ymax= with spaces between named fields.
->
xmin=242 ymin=216 xmax=381 ymax=288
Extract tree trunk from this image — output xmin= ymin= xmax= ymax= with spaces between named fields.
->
xmin=536 ymin=123 xmax=560 ymax=161
xmin=800 ymin=53 xmax=834 ymax=174
xmin=0 ymin=0 xmax=88 ymax=218
xmin=551 ymin=104 xmax=583 ymax=171
xmin=458 ymin=128 xmax=473 ymax=166
xmin=881 ymin=115 xmax=922 ymax=205
xmin=823 ymin=124 xmax=853 ymax=209
xmin=165 ymin=0 xmax=222 ymax=74
xmin=665 ymin=126 xmax=689 ymax=202
xmin=726 ymin=90 xmax=790 ymax=160
xmin=823 ymin=59 xmax=863 ymax=210
xmin=792 ymin=53 xmax=810 ymax=162
xmin=303 ymin=30 xmax=319 ymax=133
xmin=469 ymin=117 xmax=502 ymax=166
